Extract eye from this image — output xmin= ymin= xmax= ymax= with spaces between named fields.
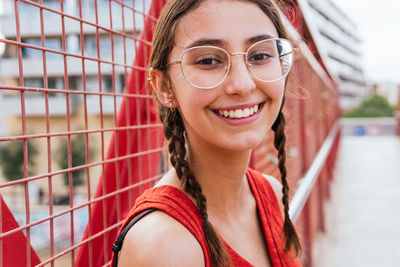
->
xmin=248 ymin=51 xmax=273 ymax=64
xmin=183 ymin=47 xmax=227 ymax=70
xmin=193 ymin=55 xmax=225 ymax=70
xmin=195 ymin=57 xmax=222 ymax=66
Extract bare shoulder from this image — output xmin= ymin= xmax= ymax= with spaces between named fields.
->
xmin=118 ymin=210 xmax=204 ymax=267
xmin=262 ymin=174 xmax=284 ymax=218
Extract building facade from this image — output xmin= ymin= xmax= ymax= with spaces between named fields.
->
xmin=0 ymin=0 xmax=149 ymax=196
xmin=299 ymin=0 xmax=367 ymax=110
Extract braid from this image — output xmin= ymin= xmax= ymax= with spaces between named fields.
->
xmin=272 ymin=104 xmax=302 ymax=256
xmin=160 ymin=106 xmax=230 ymax=267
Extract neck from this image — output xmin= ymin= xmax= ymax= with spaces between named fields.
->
xmin=187 ymin=138 xmax=253 ymax=220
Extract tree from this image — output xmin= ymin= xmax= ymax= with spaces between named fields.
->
xmin=0 ymin=140 xmax=37 ymax=182
xmin=56 ymin=134 xmax=94 ymax=189
xmin=343 ymin=94 xmax=396 ymax=118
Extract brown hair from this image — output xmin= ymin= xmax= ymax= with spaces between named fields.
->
xmin=149 ymin=0 xmax=301 ymax=265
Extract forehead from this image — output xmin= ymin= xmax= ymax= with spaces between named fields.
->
xmin=174 ymin=0 xmax=279 ymax=49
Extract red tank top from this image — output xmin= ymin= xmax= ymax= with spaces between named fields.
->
xmin=112 ymin=168 xmax=301 ymax=266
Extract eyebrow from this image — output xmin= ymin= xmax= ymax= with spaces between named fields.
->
xmin=185 ymin=34 xmax=275 ymax=49
xmin=245 ymin=34 xmax=275 ymax=45
xmin=185 ymin=38 xmax=227 ymax=49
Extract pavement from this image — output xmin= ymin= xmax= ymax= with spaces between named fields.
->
xmin=314 ymin=135 xmax=400 ymax=267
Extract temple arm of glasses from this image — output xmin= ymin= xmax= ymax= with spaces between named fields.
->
xmin=280 ymin=48 xmax=300 ymax=58
xmin=166 ymin=61 xmax=181 ymax=67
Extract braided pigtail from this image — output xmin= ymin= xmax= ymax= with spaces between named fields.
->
xmin=271 ymin=104 xmax=302 ymax=256
xmin=160 ymin=106 xmax=230 ymax=267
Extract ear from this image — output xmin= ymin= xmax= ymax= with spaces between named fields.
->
xmin=148 ymin=68 xmax=178 ymax=109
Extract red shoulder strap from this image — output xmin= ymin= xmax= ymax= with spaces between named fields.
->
xmin=247 ymin=168 xmax=302 ymax=267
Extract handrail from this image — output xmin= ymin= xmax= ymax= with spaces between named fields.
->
xmin=289 ymin=120 xmax=341 ymax=222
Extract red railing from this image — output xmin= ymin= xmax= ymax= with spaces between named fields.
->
xmin=0 ymin=1 xmax=341 ymax=266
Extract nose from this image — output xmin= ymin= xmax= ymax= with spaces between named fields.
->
xmin=224 ymin=54 xmax=256 ymax=95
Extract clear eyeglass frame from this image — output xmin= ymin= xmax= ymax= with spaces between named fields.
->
xmin=166 ymin=38 xmax=297 ymax=90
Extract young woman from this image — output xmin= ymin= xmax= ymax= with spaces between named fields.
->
xmin=113 ymin=0 xmax=302 ymax=266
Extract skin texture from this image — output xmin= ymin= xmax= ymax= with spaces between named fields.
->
xmin=119 ymin=0 xmax=286 ymax=266
xmin=167 ymin=2 xmax=284 ymax=154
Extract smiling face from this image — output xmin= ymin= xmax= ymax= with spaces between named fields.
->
xmin=156 ymin=0 xmax=286 ymax=154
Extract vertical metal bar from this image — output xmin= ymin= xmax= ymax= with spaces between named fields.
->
xmin=59 ymin=0 xmax=75 ymax=265
xmin=298 ymin=77 xmax=308 ymax=174
xmin=121 ymin=0 xmax=134 ymax=210
xmin=303 ymin=202 xmax=313 ymax=267
xmin=13 ymin=1 xmax=31 ymax=266
xmin=91 ymin=0 xmax=108 ymax=264
xmin=108 ymin=0 xmax=120 ymax=261
xmin=298 ymin=66 xmax=311 ymax=267
xmin=311 ymin=78 xmax=322 ymax=233
xmin=91 ymin=0 xmax=104 ymax=265
xmin=132 ymin=0 xmax=144 ymax=194
xmin=38 ymin=0 xmax=55 ymax=265
xmin=142 ymin=0 xmax=152 ymax=192
xmin=77 ymin=1 xmax=92 ymax=266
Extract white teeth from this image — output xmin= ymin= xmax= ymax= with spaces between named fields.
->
xmin=235 ymin=109 xmax=243 ymax=118
xmin=218 ymin=104 xmax=260 ymax=119
xmin=243 ymin=108 xmax=250 ymax=117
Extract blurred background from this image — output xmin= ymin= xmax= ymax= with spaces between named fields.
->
xmin=0 ymin=0 xmax=399 ymax=266
xmin=311 ymin=1 xmax=400 ymax=266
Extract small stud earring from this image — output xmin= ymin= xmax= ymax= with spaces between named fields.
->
xmin=164 ymin=99 xmax=175 ymax=111
xmin=164 ymin=99 xmax=172 ymax=108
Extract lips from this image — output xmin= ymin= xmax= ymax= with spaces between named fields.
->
xmin=214 ymin=103 xmax=263 ymax=119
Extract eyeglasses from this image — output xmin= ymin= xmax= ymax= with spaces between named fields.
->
xmin=166 ymin=38 xmax=295 ymax=89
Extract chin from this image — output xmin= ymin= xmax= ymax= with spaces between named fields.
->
xmin=221 ymin=135 xmax=265 ymax=152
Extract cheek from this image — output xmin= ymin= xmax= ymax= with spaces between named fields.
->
xmin=262 ymin=80 xmax=285 ymax=104
xmin=177 ymin=90 xmax=216 ymax=115
xmin=168 ymin=68 xmax=186 ymax=89
xmin=263 ymin=82 xmax=285 ymax=125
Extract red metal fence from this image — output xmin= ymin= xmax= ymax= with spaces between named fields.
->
xmin=0 ymin=0 xmax=341 ymax=266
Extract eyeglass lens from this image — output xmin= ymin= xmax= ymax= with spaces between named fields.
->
xmin=180 ymin=39 xmax=293 ymax=89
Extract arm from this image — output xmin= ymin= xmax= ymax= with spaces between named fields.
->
xmin=118 ymin=211 xmax=205 ymax=267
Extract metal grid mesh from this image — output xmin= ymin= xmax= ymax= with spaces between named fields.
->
xmin=0 ymin=1 xmax=166 ymax=266
xmin=0 ymin=1 xmax=340 ymax=266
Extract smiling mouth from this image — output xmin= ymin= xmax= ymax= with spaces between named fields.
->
xmin=214 ymin=103 xmax=264 ymax=119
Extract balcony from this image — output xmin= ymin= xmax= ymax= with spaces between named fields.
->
xmin=0 ymin=93 xmax=122 ymax=116
xmin=0 ymin=0 xmax=147 ymax=39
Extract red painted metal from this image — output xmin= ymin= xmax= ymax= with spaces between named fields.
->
xmin=74 ymin=1 xmax=167 ymax=266
xmin=1 ymin=196 xmax=41 ymax=266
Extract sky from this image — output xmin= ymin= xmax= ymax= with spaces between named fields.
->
xmin=335 ymin=0 xmax=400 ymax=83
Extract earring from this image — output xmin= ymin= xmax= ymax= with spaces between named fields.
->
xmin=164 ymin=99 xmax=172 ymax=108
xmin=164 ymin=99 xmax=176 ymax=111
xmin=164 ymin=98 xmax=172 ymax=108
